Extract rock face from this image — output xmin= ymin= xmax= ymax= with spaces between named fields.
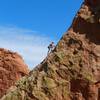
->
xmin=1 ymin=0 xmax=100 ymax=100
xmin=0 ymin=48 xmax=29 ymax=98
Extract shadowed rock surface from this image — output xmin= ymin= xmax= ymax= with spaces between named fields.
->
xmin=0 ymin=48 xmax=29 ymax=98
xmin=1 ymin=0 xmax=100 ymax=100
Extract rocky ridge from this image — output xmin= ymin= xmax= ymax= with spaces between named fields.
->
xmin=0 ymin=48 xmax=29 ymax=98
xmin=1 ymin=0 xmax=100 ymax=100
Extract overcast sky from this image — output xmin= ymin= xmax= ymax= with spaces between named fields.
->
xmin=0 ymin=0 xmax=83 ymax=69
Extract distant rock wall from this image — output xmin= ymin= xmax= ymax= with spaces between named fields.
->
xmin=0 ymin=48 xmax=29 ymax=98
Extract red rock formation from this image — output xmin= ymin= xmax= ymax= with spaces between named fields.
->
xmin=0 ymin=48 xmax=29 ymax=98
xmin=1 ymin=0 xmax=100 ymax=100
xmin=85 ymin=0 xmax=100 ymax=7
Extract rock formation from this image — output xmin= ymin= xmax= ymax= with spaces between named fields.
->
xmin=0 ymin=48 xmax=29 ymax=98
xmin=1 ymin=0 xmax=100 ymax=100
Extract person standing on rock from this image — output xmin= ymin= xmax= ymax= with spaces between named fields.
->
xmin=47 ymin=42 xmax=55 ymax=54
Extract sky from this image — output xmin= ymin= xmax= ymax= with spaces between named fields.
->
xmin=0 ymin=0 xmax=83 ymax=69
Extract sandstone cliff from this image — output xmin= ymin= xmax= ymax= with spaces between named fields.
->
xmin=0 ymin=48 xmax=29 ymax=98
xmin=1 ymin=0 xmax=100 ymax=100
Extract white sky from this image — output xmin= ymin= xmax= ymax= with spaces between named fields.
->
xmin=0 ymin=26 xmax=53 ymax=69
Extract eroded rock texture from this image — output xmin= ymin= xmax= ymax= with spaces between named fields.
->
xmin=1 ymin=0 xmax=100 ymax=100
xmin=0 ymin=48 xmax=29 ymax=98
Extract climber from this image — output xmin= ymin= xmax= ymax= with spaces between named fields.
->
xmin=48 ymin=42 xmax=55 ymax=54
